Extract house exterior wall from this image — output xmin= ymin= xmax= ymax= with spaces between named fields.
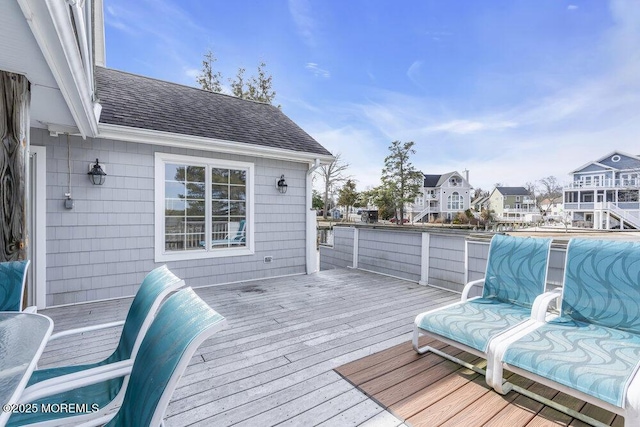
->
xmin=33 ymin=128 xmax=310 ymax=306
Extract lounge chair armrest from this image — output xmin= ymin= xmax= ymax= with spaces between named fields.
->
xmin=48 ymin=320 xmax=126 ymax=342
xmin=18 ymin=359 xmax=134 ymax=404
xmin=23 ymin=305 xmax=38 ymax=313
xmin=461 ymin=278 xmax=485 ymax=302
xmin=531 ymin=288 xmax=562 ymax=322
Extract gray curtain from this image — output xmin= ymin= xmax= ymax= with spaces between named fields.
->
xmin=0 ymin=71 xmax=30 ymax=261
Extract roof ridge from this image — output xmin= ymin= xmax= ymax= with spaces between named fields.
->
xmin=96 ymin=66 xmax=274 ymax=107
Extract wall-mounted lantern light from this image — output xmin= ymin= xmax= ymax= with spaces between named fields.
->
xmin=276 ymin=175 xmax=288 ymax=194
xmin=88 ymin=158 xmax=107 ymax=185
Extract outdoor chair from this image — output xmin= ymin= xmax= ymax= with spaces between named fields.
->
xmin=413 ymin=234 xmax=553 ymax=371
xmin=211 ymin=219 xmax=246 ymax=247
xmin=13 ymin=287 xmax=226 ymax=427
xmin=0 ymin=260 xmax=35 ymax=312
xmin=7 ymin=265 xmax=184 ymax=426
xmin=489 ymin=238 xmax=640 ymax=427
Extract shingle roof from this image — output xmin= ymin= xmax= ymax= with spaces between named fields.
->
xmin=95 ymin=67 xmax=332 ymax=156
xmin=423 ymin=174 xmax=442 ymax=187
xmin=495 ymin=186 xmax=531 ymax=196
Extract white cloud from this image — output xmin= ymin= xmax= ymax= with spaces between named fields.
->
xmin=407 ymin=60 xmax=424 ymax=85
xmin=288 ymin=0 xmax=317 ymax=47
xmin=422 ymin=120 xmax=518 ymax=135
xmin=305 ymin=63 xmax=330 ymax=78
xmin=567 ymin=5 xmax=579 ymax=11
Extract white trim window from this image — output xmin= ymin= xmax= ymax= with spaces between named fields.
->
xmin=447 ymin=192 xmax=462 ymax=210
xmin=155 ymin=153 xmax=254 ymax=262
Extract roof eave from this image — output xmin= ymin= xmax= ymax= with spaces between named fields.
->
xmin=19 ymin=0 xmax=100 ymax=138
xmin=98 ymin=123 xmax=335 ymax=165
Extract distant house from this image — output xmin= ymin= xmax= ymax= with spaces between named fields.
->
xmin=471 ymin=195 xmax=490 ymax=213
xmin=410 ymin=171 xmax=472 ymax=223
xmin=563 ymin=151 xmax=640 ymax=230
xmin=1 ymin=1 xmax=333 ymax=307
xmin=488 ymin=187 xmax=538 ymax=222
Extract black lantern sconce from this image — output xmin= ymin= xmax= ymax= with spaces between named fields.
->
xmin=276 ymin=175 xmax=288 ymax=194
xmin=88 ymin=158 xmax=107 ymax=185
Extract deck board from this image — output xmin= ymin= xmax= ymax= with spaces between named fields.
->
xmin=37 ymin=268 xmax=620 ymax=426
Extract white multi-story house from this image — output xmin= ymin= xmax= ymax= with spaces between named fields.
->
xmin=410 ymin=171 xmax=472 ymax=223
xmin=563 ymin=151 xmax=640 ymax=230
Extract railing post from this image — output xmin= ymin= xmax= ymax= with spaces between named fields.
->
xmin=419 ymin=232 xmax=430 ymax=286
xmin=352 ymin=227 xmax=359 ymax=269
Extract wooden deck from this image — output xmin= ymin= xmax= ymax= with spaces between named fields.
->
xmin=336 ymin=338 xmax=622 ymax=427
xmin=38 ymin=268 xmax=458 ymax=426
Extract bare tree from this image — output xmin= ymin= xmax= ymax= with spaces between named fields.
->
xmin=538 ymin=176 xmax=563 ymax=215
xmin=316 ymin=154 xmax=350 ymax=219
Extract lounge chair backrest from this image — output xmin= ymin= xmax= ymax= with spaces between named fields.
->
xmin=105 ymin=288 xmax=226 ymax=427
xmin=0 ymin=260 xmax=30 ymax=311
xmin=232 ymin=219 xmax=246 ymax=242
xmin=562 ymin=238 xmax=640 ymax=333
xmin=106 ymin=265 xmax=184 ymax=364
xmin=482 ymin=234 xmax=552 ymax=308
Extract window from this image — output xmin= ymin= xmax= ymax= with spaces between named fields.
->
xmin=447 ymin=192 xmax=462 ymax=210
xmin=155 ymin=153 xmax=253 ymax=261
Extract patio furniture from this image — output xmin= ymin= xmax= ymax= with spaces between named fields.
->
xmin=413 ymin=234 xmax=552 ymax=369
xmin=8 ymin=265 xmax=183 ymax=425
xmin=0 ymin=260 xmax=34 ymax=312
xmin=212 ymin=219 xmax=246 ymax=247
xmin=12 ymin=287 xmax=226 ymax=427
xmin=0 ymin=312 xmax=53 ymax=427
xmin=490 ymin=238 xmax=640 ymax=427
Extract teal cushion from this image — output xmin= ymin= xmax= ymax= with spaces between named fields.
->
xmin=417 ymin=298 xmax=533 ymax=353
xmin=483 ymin=234 xmax=551 ymax=308
xmin=503 ymin=316 xmax=640 ymax=408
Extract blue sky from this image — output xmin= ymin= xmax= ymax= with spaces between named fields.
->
xmin=103 ymin=0 xmax=640 ymax=192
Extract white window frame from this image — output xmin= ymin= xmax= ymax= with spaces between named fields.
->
xmin=154 ymin=152 xmax=254 ymax=262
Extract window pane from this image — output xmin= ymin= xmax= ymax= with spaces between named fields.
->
xmin=165 ymin=164 xmax=184 ymax=181
xmin=186 ymin=166 xmax=205 ymax=183
xmin=230 ymin=187 xmax=246 ymax=200
xmin=230 ymin=170 xmax=246 ymax=185
xmin=163 ymin=160 xmax=249 ymax=254
xmin=165 ymin=217 xmax=184 ymax=234
xmin=212 ymin=185 xmax=229 ymax=200
xmin=187 ymin=201 xmax=205 ymax=216
xmin=186 ymin=182 xmax=205 ymax=199
xmin=211 ymin=218 xmax=228 ymax=241
xmin=212 ymin=201 xmax=229 ymax=216
xmin=212 ymin=168 xmax=229 ymax=184
xmin=230 ymin=201 xmax=246 ymax=216
xmin=165 ymin=182 xmax=185 ymax=199
xmin=165 ymin=199 xmax=185 ymax=215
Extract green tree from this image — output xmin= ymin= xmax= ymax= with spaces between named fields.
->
xmin=369 ymin=186 xmax=396 ymax=220
xmin=229 ymin=62 xmax=276 ymax=104
xmin=312 ymin=190 xmax=324 ymax=210
xmin=196 ymin=49 xmax=223 ymax=93
xmin=337 ymin=179 xmax=359 ymax=221
xmin=316 ymin=153 xmax=349 ymax=219
xmin=381 ymin=141 xmax=423 ymax=225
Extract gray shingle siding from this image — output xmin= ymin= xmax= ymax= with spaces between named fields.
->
xmin=34 ymin=128 xmax=309 ymax=306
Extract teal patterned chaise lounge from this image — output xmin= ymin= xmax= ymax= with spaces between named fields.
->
xmin=413 ymin=234 xmax=553 ymax=373
xmin=490 ymin=238 xmax=640 ymax=427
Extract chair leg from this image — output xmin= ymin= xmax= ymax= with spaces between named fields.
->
xmin=413 ymin=327 xmax=433 ymax=354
